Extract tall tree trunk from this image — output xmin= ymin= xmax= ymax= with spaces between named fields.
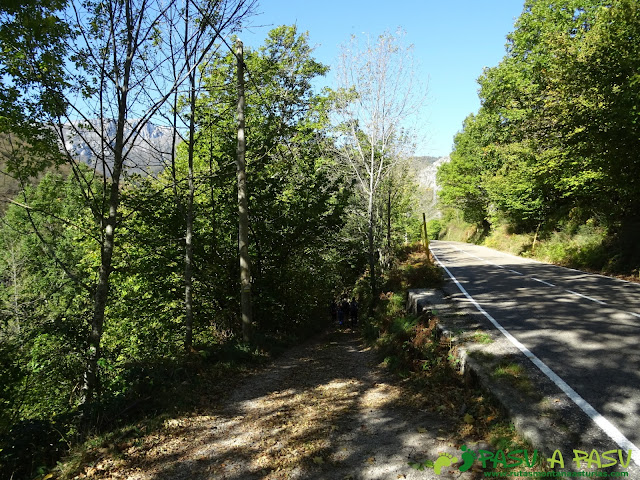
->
xmin=367 ymin=189 xmax=377 ymax=310
xmin=80 ymin=0 xmax=132 ymax=414
xmin=81 ymin=117 xmax=126 ymax=412
xmin=387 ymin=187 xmax=391 ymax=251
xmin=183 ymin=1 xmax=195 ymax=351
xmin=368 ymin=145 xmax=378 ymax=309
xmin=184 ymin=87 xmax=195 ymax=350
xmin=236 ymin=40 xmax=252 ymax=343
xmin=209 ymin=128 xmax=217 ymax=258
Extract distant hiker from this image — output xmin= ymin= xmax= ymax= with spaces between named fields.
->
xmin=329 ymin=300 xmax=338 ymax=323
xmin=349 ymin=298 xmax=359 ymax=326
xmin=340 ymin=297 xmax=350 ymax=326
xmin=337 ymin=299 xmax=345 ymax=325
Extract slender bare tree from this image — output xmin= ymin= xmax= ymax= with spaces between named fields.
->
xmin=333 ymin=30 xmax=427 ymax=303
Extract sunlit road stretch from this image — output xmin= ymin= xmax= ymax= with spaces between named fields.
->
xmin=430 ymin=240 xmax=640 ymax=464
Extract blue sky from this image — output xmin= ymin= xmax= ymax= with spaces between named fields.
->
xmin=239 ymin=0 xmax=526 ymax=157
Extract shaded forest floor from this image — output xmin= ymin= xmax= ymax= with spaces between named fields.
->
xmin=59 ymin=326 xmax=536 ymax=480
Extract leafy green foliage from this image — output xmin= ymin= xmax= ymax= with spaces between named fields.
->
xmin=426 ymin=220 xmax=441 ymax=240
xmin=0 ymin=0 xmax=71 ymax=177
xmin=438 ymin=0 xmax=640 ymax=273
xmin=188 ymin=26 xmax=360 ymax=333
xmin=0 ymin=24 xmax=364 ymax=479
xmin=0 ymin=170 xmax=97 ymax=479
xmin=0 ymin=22 xmax=428 ymax=480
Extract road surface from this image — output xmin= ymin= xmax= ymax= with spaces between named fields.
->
xmin=430 ymin=240 xmax=640 ymax=467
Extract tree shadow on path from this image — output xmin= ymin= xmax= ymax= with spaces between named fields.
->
xmin=106 ymin=330 xmax=478 ymax=480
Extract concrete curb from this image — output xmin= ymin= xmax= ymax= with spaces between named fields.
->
xmin=406 ymin=288 xmax=638 ymax=476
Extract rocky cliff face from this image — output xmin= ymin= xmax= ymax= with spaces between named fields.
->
xmin=410 ymin=155 xmax=450 ymax=218
xmin=412 ymin=155 xmax=450 ymax=191
xmin=61 ymin=119 xmax=175 ymax=176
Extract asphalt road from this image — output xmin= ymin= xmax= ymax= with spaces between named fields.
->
xmin=429 ymin=240 xmax=640 ymax=466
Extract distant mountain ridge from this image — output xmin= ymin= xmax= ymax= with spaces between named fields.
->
xmin=61 ymin=119 xmax=175 ymax=176
xmin=411 ymin=155 xmax=450 ymax=191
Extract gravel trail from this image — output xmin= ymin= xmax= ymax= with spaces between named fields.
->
xmin=85 ymin=330 xmax=476 ymax=480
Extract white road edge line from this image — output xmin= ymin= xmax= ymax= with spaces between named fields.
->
xmin=430 ymin=247 xmax=640 ymax=465
xmin=565 ymin=289 xmax=608 ymax=306
xmin=446 ymin=243 xmax=612 ymax=306
xmin=532 ymin=277 xmax=556 ymax=287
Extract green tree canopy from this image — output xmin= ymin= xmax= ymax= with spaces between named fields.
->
xmin=439 ymin=0 xmax=640 ymax=233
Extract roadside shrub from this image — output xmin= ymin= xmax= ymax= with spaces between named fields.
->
xmin=484 ymin=224 xmax=533 ymax=256
xmin=401 ymin=252 xmax=443 ymax=290
xmin=426 ymin=219 xmax=441 ymax=240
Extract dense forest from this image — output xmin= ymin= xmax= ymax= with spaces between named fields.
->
xmin=438 ymin=0 xmax=640 ymax=274
xmin=9 ymin=0 xmax=640 ymax=476
xmin=0 ymin=0 xmax=424 ymax=477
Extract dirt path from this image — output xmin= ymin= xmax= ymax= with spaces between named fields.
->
xmin=85 ymin=330 xmax=477 ymax=479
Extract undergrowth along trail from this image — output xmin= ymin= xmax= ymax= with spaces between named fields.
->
xmin=56 ymin=246 xmax=540 ymax=479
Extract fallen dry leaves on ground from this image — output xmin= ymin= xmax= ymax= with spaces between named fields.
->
xmin=73 ymin=331 xmax=491 ymax=480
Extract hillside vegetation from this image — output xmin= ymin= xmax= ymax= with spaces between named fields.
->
xmin=0 ymin=136 xmax=73 ymax=214
xmin=437 ymin=0 xmax=640 ymax=276
xmin=0 ymin=13 xmax=426 ymax=478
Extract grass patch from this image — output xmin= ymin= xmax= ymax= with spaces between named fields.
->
xmin=484 ymin=224 xmax=534 ymax=256
xmin=471 ymin=330 xmax=493 ymax=344
xmin=493 ymin=362 xmax=524 ymax=378
xmin=437 ymin=212 xmax=488 ymax=244
xmin=488 ymin=423 xmax=544 ymax=467
xmin=532 ymin=224 xmax=607 ymax=269
xmin=492 ymin=361 xmax=532 ymax=393
xmin=386 ymin=245 xmax=444 ymax=292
